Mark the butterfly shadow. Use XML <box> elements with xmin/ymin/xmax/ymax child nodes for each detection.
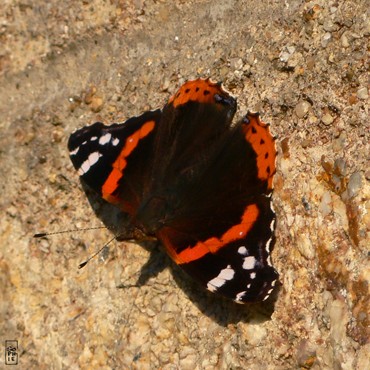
<box><xmin>80</xmin><ymin>181</ymin><xmax>280</xmax><ymax>326</ymax></box>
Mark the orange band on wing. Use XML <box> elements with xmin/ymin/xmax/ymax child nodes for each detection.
<box><xmin>243</xmin><ymin>114</ymin><xmax>276</xmax><ymax>190</ymax></box>
<box><xmin>169</xmin><ymin>204</ymin><xmax>259</xmax><ymax>264</ymax></box>
<box><xmin>102</xmin><ymin>120</ymin><xmax>155</xmax><ymax>200</ymax></box>
<box><xmin>168</xmin><ymin>79</ymin><xmax>228</xmax><ymax>108</ymax></box>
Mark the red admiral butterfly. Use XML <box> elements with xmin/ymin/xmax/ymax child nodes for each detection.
<box><xmin>68</xmin><ymin>78</ymin><xmax>278</xmax><ymax>303</ymax></box>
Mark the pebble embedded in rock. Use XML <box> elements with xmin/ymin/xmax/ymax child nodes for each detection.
<box><xmin>295</xmin><ymin>101</ymin><xmax>311</xmax><ymax>118</ymax></box>
<box><xmin>321</xmin><ymin>33</ymin><xmax>332</xmax><ymax>47</ymax></box>
<box><xmin>323</xmin><ymin>20</ymin><xmax>336</xmax><ymax>32</ymax></box>
<box><xmin>287</xmin><ymin>46</ymin><xmax>296</xmax><ymax>54</ymax></box>
<box><xmin>341</xmin><ymin>33</ymin><xmax>349</xmax><ymax>47</ymax></box>
<box><xmin>322</xmin><ymin>113</ymin><xmax>334</xmax><ymax>125</ymax></box>
<box><xmin>279</xmin><ymin>51</ymin><xmax>290</xmax><ymax>63</ymax></box>
<box><xmin>84</xmin><ymin>86</ymin><xmax>97</xmax><ymax>104</ymax></box>
<box><xmin>320</xmin><ymin>191</ymin><xmax>332</xmax><ymax>217</ymax></box>
<box><xmin>334</xmin><ymin>158</ymin><xmax>347</xmax><ymax>177</ymax></box>
<box><xmin>230</xmin><ymin>58</ymin><xmax>243</xmax><ymax>70</ymax></box>
<box><xmin>90</xmin><ymin>96</ymin><xmax>104</xmax><ymax>112</ymax></box>
<box><xmin>287</xmin><ymin>52</ymin><xmax>302</xmax><ymax>68</ymax></box>
<box><xmin>348</xmin><ymin>172</ymin><xmax>362</xmax><ymax>198</ymax></box>
<box><xmin>356</xmin><ymin>87</ymin><xmax>368</xmax><ymax>100</ymax></box>
<box><xmin>332</xmin><ymin>132</ymin><xmax>346</xmax><ymax>152</ymax></box>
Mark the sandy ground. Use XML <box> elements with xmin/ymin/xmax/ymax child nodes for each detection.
<box><xmin>0</xmin><ymin>0</ymin><xmax>369</xmax><ymax>369</ymax></box>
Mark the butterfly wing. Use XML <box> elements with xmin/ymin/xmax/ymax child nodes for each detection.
<box><xmin>68</xmin><ymin>110</ymin><xmax>161</xmax><ymax>216</ymax></box>
<box><xmin>152</xmin><ymin>80</ymin><xmax>278</xmax><ymax>303</ymax></box>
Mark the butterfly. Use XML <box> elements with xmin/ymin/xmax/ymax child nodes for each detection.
<box><xmin>68</xmin><ymin>78</ymin><xmax>278</xmax><ymax>303</ymax></box>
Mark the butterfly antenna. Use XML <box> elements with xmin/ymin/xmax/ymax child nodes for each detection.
<box><xmin>33</xmin><ymin>226</ymin><xmax>108</xmax><ymax>238</ymax></box>
<box><xmin>78</xmin><ymin>236</ymin><xmax>116</xmax><ymax>269</ymax></box>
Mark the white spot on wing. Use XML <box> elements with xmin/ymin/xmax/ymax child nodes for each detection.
<box><xmin>99</xmin><ymin>133</ymin><xmax>112</xmax><ymax>145</ymax></box>
<box><xmin>235</xmin><ymin>291</ymin><xmax>246</xmax><ymax>302</ymax></box>
<box><xmin>90</xmin><ymin>136</ymin><xmax>98</xmax><ymax>141</ymax></box>
<box><xmin>207</xmin><ymin>265</ymin><xmax>235</xmax><ymax>292</ymax></box>
<box><xmin>70</xmin><ymin>147</ymin><xmax>79</xmax><ymax>156</ymax></box>
<box><xmin>250</xmin><ymin>272</ymin><xmax>256</xmax><ymax>279</ymax></box>
<box><xmin>112</xmin><ymin>137</ymin><xmax>120</xmax><ymax>146</ymax></box>
<box><xmin>238</xmin><ymin>246</ymin><xmax>248</xmax><ymax>255</ymax></box>
<box><xmin>242</xmin><ymin>256</ymin><xmax>256</xmax><ymax>270</ymax></box>
<box><xmin>88</xmin><ymin>151</ymin><xmax>101</xmax><ymax>166</ymax></box>
<box><xmin>267</xmin><ymin>255</ymin><xmax>272</xmax><ymax>266</ymax></box>
<box><xmin>262</xmin><ymin>283</ymin><xmax>276</xmax><ymax>301</ymax></box>
<box><xmin>77</xmin><ymin>152</ymin><xmax>102</xmax><ymax>175</ymax></box>
<box><xmin>78</xmin><ymin>160</ymin><xmax>89</xmax><ymax>175</ymax></box>
<box><xmin>265</xmin><ymin>238</ymin><xmax>272</xmax><ymax>253</ymax></box>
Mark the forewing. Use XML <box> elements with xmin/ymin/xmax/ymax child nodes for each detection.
<box><xmin>68</xmin><ymin>110</ymin><xmax>161</xmax><ymax>215</ymax></box>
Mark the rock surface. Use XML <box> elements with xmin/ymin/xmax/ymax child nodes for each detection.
<box><xmin>1</xmin><ymin>0</ymin><xmax>369</xmax><ymax>368</ymax></box>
